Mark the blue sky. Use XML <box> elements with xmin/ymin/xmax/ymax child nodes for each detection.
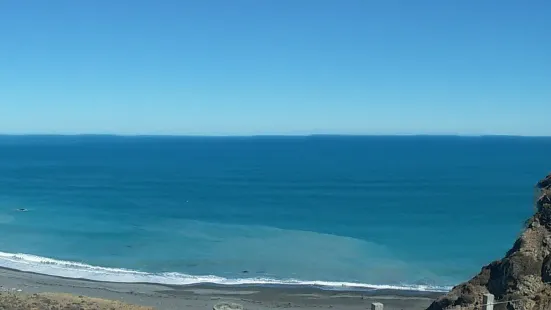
<box><xmin>1</xmin><ymin>1</ymin><xmax>549</xmax><ymax>135</ymax></box>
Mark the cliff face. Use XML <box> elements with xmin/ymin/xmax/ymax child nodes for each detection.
<box><xmin>427</xmin><ymin>173</ymin><xmax>551</xmax><ymax>310</ymax></box>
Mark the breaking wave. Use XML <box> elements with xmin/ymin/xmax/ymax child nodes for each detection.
<box><xmin>0</xmin><ymin>251</ymin><xmax>451</xmax><ymax>292</ymax></box>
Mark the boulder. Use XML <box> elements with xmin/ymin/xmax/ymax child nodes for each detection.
<box><xmin>213</xmin><ymin>302</ymin><xmax>244</xmax><ymax>310</ymax></box>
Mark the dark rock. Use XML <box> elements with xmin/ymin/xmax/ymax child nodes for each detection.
<box><xmin>541</xmin><ymin>255</ymin><xmax>551</xmax><ymax>283</ymax></box>
<box><xmin>537</xmin><ymin>195</ymin><xmax>551</xmax><ymax>211</ymax></box>
<box><xmin>537</xmin><ymin>173</ymin><xmax>551</xmax><ymax>189</ymax></box>
<box><xmin>537</xmin><ymin>203</ymin><xmax>551</xmax><ymax>228</ymax></box>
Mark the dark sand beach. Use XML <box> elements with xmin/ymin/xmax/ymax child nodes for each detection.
<box><xmin>0</xmin><ymin>268</ymin><xmax>441</xmax><ymax>309</ymax></box>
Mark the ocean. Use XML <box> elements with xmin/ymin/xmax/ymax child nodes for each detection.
<box><xmin>0</xmin><ymin>135</ymin><xmax>550</xmax><ymax>292</ymax></box>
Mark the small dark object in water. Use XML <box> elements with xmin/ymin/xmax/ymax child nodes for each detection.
<box><xmin>242</xmin><ymin>270</ymin><xmax>249</xmax><ymax>274</ymax></box>
<box><xmin>16</xmin><ymin>208</ymin><xmax>28</xmax><ymax>212</ymax></box>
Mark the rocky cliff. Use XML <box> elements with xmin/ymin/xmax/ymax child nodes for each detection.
<box><xmin>427</xmin><ymin>173</ymin><xmax>551</xmax><ymax>310</ymax></box>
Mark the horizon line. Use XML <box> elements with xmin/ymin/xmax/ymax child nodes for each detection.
<box><xmin>0</xmin><ymin>133</ymin><xmax>551</xmax><ymax>138</ymax></box>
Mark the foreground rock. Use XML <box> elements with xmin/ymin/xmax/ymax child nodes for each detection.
<box><xmin>427</xmin><ymin>173</ymin><xmax>551</xmax><ymax>310</ymax></box>
<box><xmin>0</xmin><ymin>292</ymin><xmax>153</xmax><ymax>310</ymax></box>
<box><xmin>213</xmin><ymin>302</ymin><xmax>244</xmax><ymax>310</ymax></box>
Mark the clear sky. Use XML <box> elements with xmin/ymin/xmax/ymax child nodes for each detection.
<box><xmin>1</xmin><ymin>1</ymin><xmax>550</xmax><ymax>135</ymax></box>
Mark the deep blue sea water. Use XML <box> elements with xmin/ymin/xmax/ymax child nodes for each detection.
<box><xmin>0</xmin><ymin>135</ymin><xmax>550</xmax><ymax>291</ymax></box>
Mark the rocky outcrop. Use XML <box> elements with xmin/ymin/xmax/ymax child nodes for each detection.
<box><xmin>427</xmin><ymin>173</ymin><xmax>551</xmax><ymax>310</ymax></box>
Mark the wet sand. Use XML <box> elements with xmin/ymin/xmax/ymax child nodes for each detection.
<box><xmin>0</xmin><ymin>268</ymin><xmax>441</xmax><ymax>309</ymax></box>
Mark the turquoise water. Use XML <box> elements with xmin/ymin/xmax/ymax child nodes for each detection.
<box><xmin>0</xmin><ymin>135</ymin><xmax>549</xmax><ymax>291</ymax></box>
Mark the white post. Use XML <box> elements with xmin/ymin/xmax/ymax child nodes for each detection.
<box><xmin>371</xmin><ymin>302</ymin><xmax>383</xmax><ymax>310</ymax></box>
<box><xmin>482</xmin><ymin>293</ymin><xmax>494</xmax><ymax>310</ymax></box>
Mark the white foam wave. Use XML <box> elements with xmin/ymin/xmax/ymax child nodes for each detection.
<box><xmin>0</xmin><ymin>251</ymin><xmax>451</xmax><ymax>292</ymax></box>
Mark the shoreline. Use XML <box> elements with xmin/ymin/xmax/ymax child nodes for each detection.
<box><xmin>0</xmin><ymin>251</ymin><xmax>452</xmax><ymax>292</ymax></box>
<box><xmin>0</xmin><ymin>267</ymin><xmax>442</xmax><ymax>309</ymax></box>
